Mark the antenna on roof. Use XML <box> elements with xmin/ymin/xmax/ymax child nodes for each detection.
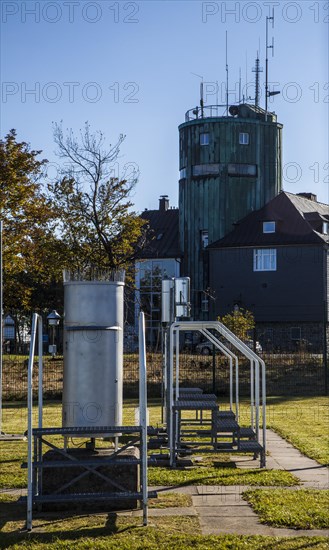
<box><xmin>225</xmin><ymin>30</ymin><xmax>229</xmax><ymax>115</ymax></box>
<box><xmin>245</xmin><ymin>50</ymin><xmax>248</xmax><ymax>104</ymax></box>
<box><xmin>239</xmin><ymin>67</ymin><xmax>242</xmax><ymax>104</ymax></box>
<box><xmin>265</xmin><ymin>9</ymin><xmax>280</xmax><ymax>119</ymax></box>
<box><xmin>252</xmin><ymin>53</ymin><xmax>263</xmax><ymax>107</ymax></box>
<box><xmin>191</xmin><ymin>72</ymin><xmax>204</xmax><ymax>118</ymax></box>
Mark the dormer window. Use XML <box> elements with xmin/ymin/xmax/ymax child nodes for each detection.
<box><xmin>323</xmin><ymin>222</ymin><xmax>328</xmax><ymax>234</ymax></box>
<box><xmin>263</xmin><ymin>221</ymin><xmax>276</xmax><ymax>234</ymax></box>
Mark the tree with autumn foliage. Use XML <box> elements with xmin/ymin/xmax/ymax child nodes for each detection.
<box><xmin>0</xmin><ymin>130</ymin><xmax>66</xmax><ymax>315</ymax></box>
<box><xmin>218</xmin><ymin>307</ymin><xmax>255</xmax><ymax>341</ymax></box>
<box><xmin>48</xmin><ymin>123</ymin><xmax>147</xmax><ymax>272</ymax></box>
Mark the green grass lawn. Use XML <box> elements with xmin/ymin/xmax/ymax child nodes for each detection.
<box><xmin>1</xmin><ymin>397</ymin><xmax>328</xmax><ymax>549</ymax></box>
<box><xmin>0</xmin><ymin>496</ymin><xmax>328</xmax><ymax>550</ymax></box>
<box><xmin>244</xmin><ymin>489</ymin><xmax>329</xmax><ymax>529</ymax></box>
<box><xmin>266</xmin><ymin>396</ymin><xmax>329</xmax><ymax>465</ymax></box>
<box><xmin>0</xmin><ymin>400</ymin><xmax>298</xmax><ymax>489</ymax></box>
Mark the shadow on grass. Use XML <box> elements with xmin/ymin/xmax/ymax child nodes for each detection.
<box><xmin>0</xmin><ymin>500</ymin><xmax>140</xmax><ymax>549</ymax></box>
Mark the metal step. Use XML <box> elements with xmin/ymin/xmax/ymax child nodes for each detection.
<box><xmin>239</xmin><ymin>427</ymin><xmax>256</xmax><ymax>438</ymax></box>
<box><xmin>217</xmin><ymin>411</ymin><xmax>236</xmax><ymax>419</ymax></box>
<box><xmin>31</xmin><ymin>426</ymin><xmax>145</xmax><ymax>437</ymax></box>
<box><xmin>238</xmin><ymin>441</ymin><xmax>263</xmax><ymax>453</ymax></box>
<box><xmin>213</xmin><ymin>420</ymin><xmax>240</xmax><ymax>432</ymax></box>
<box><xmin>173</xmin><ymin>400</ymin><xmax>218</xmax><ymax>410</ymax></box>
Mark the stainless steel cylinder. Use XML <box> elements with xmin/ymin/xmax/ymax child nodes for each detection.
<box><xmin>62</xmin><ymin>279</ymin><xmax>124</xmax><ymax>430</ymax></box>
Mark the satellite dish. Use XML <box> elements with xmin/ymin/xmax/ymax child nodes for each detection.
<box><xmin>229</xmin><ymin>105</ymin><xmax>239</xmax><ymax>117</ymax></box>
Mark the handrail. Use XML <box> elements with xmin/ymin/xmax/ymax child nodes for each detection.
<box><xmin>201</xmin><ymin>328</ymin><xmax>238</xmax><ymax>418</ymax></box>
<box><xmin>185</xmin><ymin>104</ymin><xmax>228</xmax><ymax>121</ymax></box>
<box><xmin>138</xmin><ymin>312</ymin><xmax>148</xmax><ymax>526</ymax></box>
<box><xmin>168</xmin><ymin>321</ymin><xmax>266</xmax><ymax>466</ymax></box>
<box><xmin>27</xmin><ymin>313</ymin><xmax>43</xmax><ymax>531</ymax></box>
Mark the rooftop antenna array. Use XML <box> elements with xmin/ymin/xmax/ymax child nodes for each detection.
<box><xmin>239</xmin><ymin>67</ymin><xmax>242</xmax><ymax>104</ymax></box>
<box><xmin>191</xmin><ymin>72</ymin><xmax>204</xmax><ymax>118</ymax></box>
<box><xmin>226</xmin><ymin>30</ymin><xmax>229</xmax><ymax>115</ymax></box>
<box><xmin>252</xmin><ymin>54</ymin><xmax>263</xmax><ymax>107</ymax></box>
<box><xmin>265</xmin><ymin>9</ymin><xmax>280</xmax><ymax>119</ymax></box>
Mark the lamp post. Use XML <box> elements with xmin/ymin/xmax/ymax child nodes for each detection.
<box><xmin>47</xmin><ymin>310</ymin><xmax>61</xmax><ymax>358</ymax></box>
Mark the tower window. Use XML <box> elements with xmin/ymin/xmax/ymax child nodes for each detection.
<box><xmin>193</xmin><ymin>164</ymin><xmax>220</xmax><ymax>176</ymax></box>
<box><xmin>200</xmin><ymin>230</ymin><xmax>209</xmax><ymax>249</ymax></box>
<box><xmin>200</xmin><ymin>133</ymin><xmax>209</xmax><ymax>146</ymax></box>
<box><xmin>263</xmin><ymin>221</ymin><xmax>276</xmax><ymax>233</ymax></box>
<box><xmin>239</xmin><ymin>132</ymin><xmax>249</xmax><ymax>145</ymax></box>
<box><xmin>323</xmin><ymin>222</ymin><xmax>328</xmax><ymax>234</ymax></box>
<box><xmin>228</xmin><ymin>163</ymin><xmax>257</xmax><ymax>177</ymax></box>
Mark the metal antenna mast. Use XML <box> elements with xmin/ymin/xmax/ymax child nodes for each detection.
<box><xmin>265</xmin><ymin>11</ymin><xmax>280</xmax><ymax>119</ymax></box>
<box><xmin>252</xmin><ymin>54</ymin><xmax>263</xmax><ymax>107</ymax></box>
<box><xmin>265</xmin><ymin>10</ymin><xmax>274</xmax><ymax>116</ymax></box>
<box><xmin>226</xmin><ymin>31</ymin><xmax>229</xmax><ymax>114</ymax></box>
<box><xmin>191</xmin><ymin>72</ymin><xmax>204</xmax><ymax>118</ymax></box>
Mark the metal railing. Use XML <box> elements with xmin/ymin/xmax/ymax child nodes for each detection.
<box><xmin>185</xmin><ymin>104</ymin><xmax>228</xmax><ymax>121</ymax></box>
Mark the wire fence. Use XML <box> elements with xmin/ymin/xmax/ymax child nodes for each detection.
<box><xmin>1</xmin><ymin>348</ymin><xmax>327</xmax><ymax>401</ymax></box>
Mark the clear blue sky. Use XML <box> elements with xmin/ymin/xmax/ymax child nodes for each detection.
<box><xmin>1</xmin><ymin>1</ymin><xmax>328</xmax><ymax>211</ymax></box>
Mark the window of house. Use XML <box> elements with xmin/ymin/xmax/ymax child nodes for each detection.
<box><xmin>228</xmin><ymin>163</ymin><xmax>257</xmax><ymax>177</ymax></box>
<box><xmin>263</xmin><ymin>221</ymin><xmax>276</xmax><ymax>233</ymax></box>
<box><xmin>201</xmin><ymin>230</ymin><xmax>209</xmax><ymax>249</ymax></box>
<box><xmin>200</xmin><ymin>133</ymin><xmax>209</xmax><ymax>146</ymax></box>
<box><xmin>323</xmin><ymin>221</ymin><xmax>328</xmax><ymax>234</ymax></box>
<box><xmin>253</xmin><ymin>249</ymin><xmax>277</xmax><ymax>271</ymax></box>
<box><xmin>239</xmin><ymin>132</ymin><xmax>249</xmax><ymax>145</ymax></box>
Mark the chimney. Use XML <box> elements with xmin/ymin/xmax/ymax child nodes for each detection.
<box><xmin>297</xmin><ymin>192</ymin><xmax>317</xmax><ymax>202</ymax></box>
<box><xmin>159</xmin><ymin>195</ymin><xmax>169</xmax><ymax>211</ymax></box>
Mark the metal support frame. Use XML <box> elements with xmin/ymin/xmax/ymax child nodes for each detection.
<box><xmin>139</xmin><ymin>311</ymin><xmax>148</xmax><ymax>526</ymax></box>
<box><xmin>26</xmin><ymin>311</ymin><xmax>153</xmax><ymax>531</ymax></box>
<box><xmin>167</xmin><ymin>321</ymin><xmax>266</xmax><ymax>468</ymax></box>
<box><xmin>200</xmin><ymin>328</ymin><xmax>239</xmax><ymax>419</ymax></box>
<box><xmin>27</xmin><ymin>313</ymin><xmax>43</xmax><ymax>531</ymax></box>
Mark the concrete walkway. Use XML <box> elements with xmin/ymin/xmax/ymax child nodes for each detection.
<box><xmin>152</xmin><ymin>429</ymin><xmax>329</xmax><ymax>537</ymax></box>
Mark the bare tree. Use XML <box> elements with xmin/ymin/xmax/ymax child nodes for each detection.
<box><xmin>49</xmin><ymin>122</ymin><xmax>146</xmax><ymax>270</ymax></box>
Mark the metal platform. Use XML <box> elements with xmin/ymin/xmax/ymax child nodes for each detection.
<box><xmin>26</xmin><ymin>424</ymin><xmax>156</xmax><ymax>530</ymax></box>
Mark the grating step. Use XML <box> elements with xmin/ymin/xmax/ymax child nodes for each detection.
<box><xmin>238</xmin><ymin>441</ymin><xmax>263</xmax><ymax>453</ymax></box>
<box><xmin>31</xmin><ymin>426</ymin><xmax>147</xmax><ymax>437</ymax></box>
<box><xmin>217</xmin><ymin>411</ymin><xmax>236</xmax><ymax>419</ymax></box>
<box><xmin>173</xmin><ymin>400</ymin><xmax>218</xmax><ymax>410</ymax></box>
<box><xmin>239</xmin><ymin>428</ymin><xmax>256</xmax><ymax>438</ymax></box>
<box><xmin>213</xmin><ymin>420</ymin><xmax>240</xmax><ymax>432</ymax></box>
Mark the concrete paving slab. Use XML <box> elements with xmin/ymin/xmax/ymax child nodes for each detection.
<box><xmin>233</xmin><ymin>429</ymin><xmax>329</xmax><ymax>488</ymax></box>
<box><xmin>200</xmin><ymin>517</ymin><xmax>329</xmax><ymax>537</ymax></box>
<box><xmin>193</xmin><ymin>494</ymin><xmax>249</xmax><ymax>506</ymax></box>
<box><xmin>195</xmin><ymin>505</ymin><xmax>256</xmax><ymax>517</ymax></box>
<box><xmin>196</xmin><ymin>485</ymin><xmax>249</xmax><ymax>495</ymax></box>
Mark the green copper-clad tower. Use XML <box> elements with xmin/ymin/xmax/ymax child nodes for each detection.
<box><xmin>178</xmin><ymin>103</ymin><xmax>283</xmax><ymax>319</ymax></box>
